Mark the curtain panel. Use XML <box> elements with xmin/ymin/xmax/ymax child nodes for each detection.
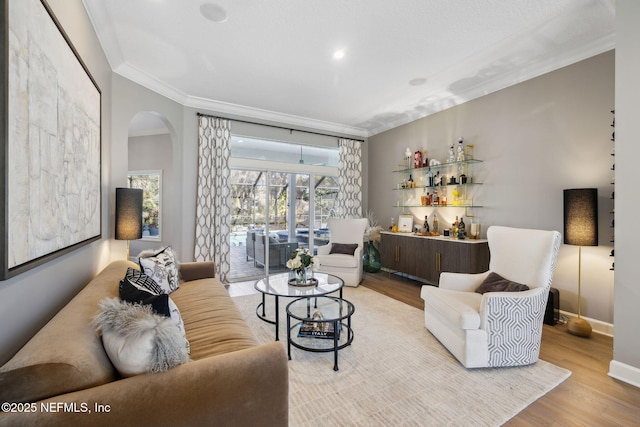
<box><xmin>337</xmin><ymin>138</ymin><xmax>363</xmax><ymax>218</ymax></box>
<box><xmin>194</xmin><ymin>116</ymin><xmax>231</xmax><ymax>282</ymax></box>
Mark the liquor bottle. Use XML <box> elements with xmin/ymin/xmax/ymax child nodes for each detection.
<box><xmin>426</xmin><ymin>168</ymin><xmax>434</xmax><ymax>187</ymax></box>
<box><xmin>426</xmin><ymin>192</ymin><xmax>432</xmax><ymax>206</ymax></box>
<box><xmin>432</xmin><ymin>190</ymin><xmax>439</xmax><ymax>206</ymax></box>
<box><xmin>423</xmin><ymin>215</ymin><xmax>430</xmax><ymax>233</ymax></box>
<box><xmin>432</xmin><ymin>213</ymin><xmax>439</xmax><ymax>235</ymax></box>
<box><xmin>441</xmin><ymin>191</ymin><xmax>447</xmax><ymax>206</ymax></box>
<box><xmin>456</xmin><ymin>138</ymin><xmax>465</xmax><ymax>162</ymax></box>
<box><xmin>408</xmin><ymin>174</ymin><xmax>414</xmax><ymax>188</ymax></box>
<box><xmin>421</xmin><ymin>189</ymin><xmax>428</xmax><ymax>206</ymax></box>
<box><xmin>434</xmin><ymin>171</ymin><xmax>441</xmax><ymax>186</ymax></box>
<box><xmin>458</xmin><ymin>217</ymin><xmax>466</xmax><ymax>239</ymax></box>
<box><xmin>452</xmin><ymin>216</ymin><xmax>459</xmax><ymax>239</ymax></box>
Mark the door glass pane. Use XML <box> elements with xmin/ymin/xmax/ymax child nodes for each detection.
<box><xmin>314</xmin><ymin>175</ymin><xmax>338</xmax><ymax>247</ymax></box>
<box><xmin>229</xmin><ymin>168</ymin><xmax>336</xmax><ymax>281</ymax></box>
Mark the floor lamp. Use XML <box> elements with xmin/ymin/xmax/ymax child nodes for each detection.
<box><xmin>563</xmin><ymin>188</ymin><xmax>598</xmax><ymax>337</ymax></box>
<box><xmin>115</xmin><ymin>188</ymin><xmax>143</xmax><ymax>260</ymax></box>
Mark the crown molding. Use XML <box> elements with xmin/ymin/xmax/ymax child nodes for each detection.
<box><xmin>113</xmin><ymin>63</ymin><xmax>370</xmax><ymax>139</ymax></box>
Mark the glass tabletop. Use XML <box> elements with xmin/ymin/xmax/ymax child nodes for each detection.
<box><xmin>287</xmin><ymin>296</ymin><xmax>354</xmax><ymax>322</ymax></box>
<box><xmin>254</xmin><ymin>272</ymin><xmax>344</xmax><ymax>297</ymax></box>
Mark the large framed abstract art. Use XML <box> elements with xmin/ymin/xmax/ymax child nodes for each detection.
<box><xmin>0</xmin><ymin>0</ymin><xmax>101</xmax><ymax>280</ymax></box>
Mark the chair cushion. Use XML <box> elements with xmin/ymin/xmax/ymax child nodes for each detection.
<box><xmin>329</xmin><ymin>243</ymin><xmax>358</xmax><ymax>255</ymax></box>
<box><xmin>423</xmin><ymin>288</ymin><xmax>482</xmax><ymax>330</ymax></box>
<box><xmin>316</xmin><ymin>253</ymin><xmax>359</xmax><ymax>268</ymax></box>
<box><xmin>475</xmin><ymin>272</ymin><xmax>529</xmax><ymax>294</ymax></box>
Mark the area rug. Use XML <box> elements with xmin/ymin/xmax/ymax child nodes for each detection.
<box><xmin>232</xmin><ymin>286</ymin><xmax>571</xmax><ymax>426</ymax></box>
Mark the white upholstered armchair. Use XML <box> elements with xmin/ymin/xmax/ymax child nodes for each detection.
<box><xmin>420</xmin><ymin>226</ymin><xmax>561</xmax><ymax>368</ymax></box>
<box><xmin>316</xmin><ymin>218</ymin><xmax>368</xmax><ymax>287</ymax></box>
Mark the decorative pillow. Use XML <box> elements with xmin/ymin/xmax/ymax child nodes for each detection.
<box><xmin>93</xmin><ymin>298</ymin><xmax>190</xmax><ymax>377</ymax></box>
<box><xmin>122</xmin><ymin>267</ymin><xmax>164</xmax><ymax>296</ymax></box>
<box><xmin>138</xmin><ymin>247</ymin><xmax>180</xmax><ymax>293</ymax></box>
<box><xmin>329</xmin><ymin>243</ymin><xmax>359</xmax><ymax>256</ymax></box>
<box><xmin>120</xmin><ymin>276</ymin><xmax>189</xmax><ymax>354</ymax></box>
<box><xmin>475</xmin><ymin>272</ymin><xmax>530</xmax><ymax>294</ymax></box>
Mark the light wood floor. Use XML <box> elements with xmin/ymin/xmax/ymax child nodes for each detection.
<box><xmin>361</xmin><ymin>272</ymin><xmax>640</xmax><ymax>426</ymax></box>
<box><xmin>229</xmin><ymin>272</ymin><xmax>640</xmax><ymax>425</ymax></box>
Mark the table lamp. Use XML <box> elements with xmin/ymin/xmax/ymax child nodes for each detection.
<box><xmin>115</xmin><ymin>187</ymin><xmax>143</xmax><ymax>260</ymax></box>
<box><xmin>563</xmin><ymin>188</ymin><xmax>598</xmax><ymax>337</ymax></box>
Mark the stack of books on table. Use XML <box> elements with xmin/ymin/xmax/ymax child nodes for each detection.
<box><xmin>297</xmin><ymin>321</ymin><xmax>338</xmax><ymax>339</ymax></box>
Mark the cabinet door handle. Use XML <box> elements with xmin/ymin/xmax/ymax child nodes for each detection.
<box><xmin>395</xmin><ymin>246</ymin><xmax>400</xmax><ymax>262</ymax></box>
<box><xmin>436</xmin><ymin>252</ymin><xmax>441</xmax><ymax>271</ymax></box>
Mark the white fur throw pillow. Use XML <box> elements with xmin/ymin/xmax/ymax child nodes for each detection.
<box><xmin>94</xmin><ymin>298</ymin><xmax>190</xmax><ymax>377</ymax></box>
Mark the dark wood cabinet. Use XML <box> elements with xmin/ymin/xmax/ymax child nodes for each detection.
<box><xmin>380</xmin><ymin>232</ymin><xmax>419</xmax><ymax>276</ymax></box>
<box><xmin>380</xmin><ymin>232</ymin><xmax>489</xmax><ymax>285</ymax></box>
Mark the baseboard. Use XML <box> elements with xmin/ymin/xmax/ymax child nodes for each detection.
<box><xmin>559</xmin><ymin>310</ymin><xmax>614</xmax><ymax>337</ymax></box>
<box><xmin>609</xmin><ymin>360</ymin><xmax>640</xmax><ymax>388</ymax></box>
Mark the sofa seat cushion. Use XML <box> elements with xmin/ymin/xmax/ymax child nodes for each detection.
<box><xmin>316</xmin><ymin>253</ymin><xmax>358</xmax><ymax>268</ymax></box>
<box><xmin>169</xmin><ymin>278</ymin><xmax>259</xmax><ymax>361</ymax></box>
<box><xmin>423</xmin><ymin>288</ymin><xmax>482</xmax><ymax>330</ymax></box>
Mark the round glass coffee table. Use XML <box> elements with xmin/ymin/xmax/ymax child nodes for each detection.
<box><xmin>286</xmin><ymin>296</ymin><xmax>355</xmax><ymax>371</ymax></box>
<box><xmin>254</xmin><ymin>272</ymin><xmax>344</xmax><ymax>341</ymax></box>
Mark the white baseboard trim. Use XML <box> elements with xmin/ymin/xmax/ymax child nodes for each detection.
<box><xmin>559</xmin><ymin>310</ymin><xmax>614</xmax><ymax>337</ymax></box>
<box><xmin>609</xmin><ymin>360</ymin><xmax>640</xmax><ymax>388</ymax></box>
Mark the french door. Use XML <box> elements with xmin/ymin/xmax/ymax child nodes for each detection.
<box><xmin>229</xmin><ymin>169</ymin><xmax>338</xmax><ymax>281</ymax></box>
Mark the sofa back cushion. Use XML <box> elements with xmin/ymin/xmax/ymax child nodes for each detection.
<box><xmin>0</xmin><ymin>261</ymin><xmax>137</xmax><ymax>403</ymax></box>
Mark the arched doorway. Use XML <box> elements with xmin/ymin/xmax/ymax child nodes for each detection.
<box><xmin>127</xmin><ymin>111</ymin><xmax>174</xmax><ymax>257</ymax></box>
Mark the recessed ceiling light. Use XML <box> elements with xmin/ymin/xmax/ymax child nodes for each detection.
<box><xmin>333</xmin><ymin>49</ymin><xmax>346</xmax><ymax>60</ymax></box>
<box><xmin>200</xmin><ymin>3</ymin><xmax>228</xmax><ymax>23</ymax></box>
<box><xmin>409</xmin><ymin>78</ymin><xmax>427</xmax><ymax>86</ymax></box>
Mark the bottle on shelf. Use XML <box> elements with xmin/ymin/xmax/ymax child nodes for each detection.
<box><xmin>458</xmin><ymin>217</ymin><xmax>466</xmax><ymax>239</ymax></box>
<box><xmin>421</xmin><ymin>189</ymin><xmax>428</xmax><ymax>206</ymax></box>
<box><xmin>408</xmin><ymin>174</ymin><xmax>414</xmax><ymax>188</ymax></box>
<box><xmin>432</xmin><ymin>213</ymin><xmax>439</xmax><ymax>235</ymax></box>
<box><xmin>427</xmin><ymin>192</ymin><xmax>432</xmax><ymax>206</ymax></box>
<box><xmin>456</xmin><ymin>138</ymin><xmax>465</xmax><ymax>162</ymax></box>
<box><xmin>434</xmin><ymin>171</ymin><xmax>441</xmax><ymax>186</ymax></box>
<box><xmin>452</xmin><ymin>216</ymin><xmax>459</xmax><ymax>239</ymax></box>
<box><xmin>426</xmin><ymin>168</ymin><xmax>434</xmax><ymax>187</ymax></box>
<box><xmin>432</xmin><ymin>190</ymin><xmax>439</xmax><ymax>206</ymax></box>
<box><xmin>440</xmin><ymin>191</ymin><xmax>447</xmax><ymax>206</ymax></box>
<box><xmin>422</xmin><ymin>215</ymin><xmax>430</xmax><ymax>234</ymax></box>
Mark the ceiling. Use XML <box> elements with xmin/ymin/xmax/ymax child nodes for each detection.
<box><xmin>83</xmin><ymin>0</ymin><xmax>615</xmax><ymax>138</ymax></box>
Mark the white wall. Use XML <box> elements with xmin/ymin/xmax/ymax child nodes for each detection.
<box><xmin>0</xmin><ymin>0</ymin><xmax>112</xmax><ymax>365</ymax></box>
<box><xmin>610</xmin><ymin>0</ymin><xmax>640</xmax><ymax>387</ymax></box>
<box><xmin>128</xmin><ymin>134</ymin><xmax>174</xmax><ymax>256</ymax></box>
<box><xmin>110</xmin><ymin>75</ymin><xmax>185</xmax><ymax>261</ymax></box>
<box><xmin>369</xmin><ymin>51</ymin><xmax>615</xmax><ymax>325</ymax></box>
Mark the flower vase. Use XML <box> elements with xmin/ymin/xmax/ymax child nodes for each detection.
<box><xmin>363</xmin><ymin>241</ymin><xmax>382</xmax><ymax>273</ymax></box>
<box><xmin>289</xmin><ymin>267</ymin><xmax>317</xmax><ymax>287</ymax></box>
<box><xmin>295</xmin><ymin>268</ymin><xmax>309</xmax><ymax>284</ymax></box>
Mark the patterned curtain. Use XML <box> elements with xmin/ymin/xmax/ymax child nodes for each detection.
<box><xmin>194</xmin><ymin>116</ymin><xmax>231</xmax><ymax>282</ymax></box>
<box><xmin>336</xmin><ymin>138</ymin><xmax>363</xmax><ymax>218</ymax></box>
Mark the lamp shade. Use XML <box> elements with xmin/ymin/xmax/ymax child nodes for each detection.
<box><xmin>115</xmin><ymin>188</ymin><xmax>143</xmax><ymax>240</ymax></box>
<box><xmin>563</xmin><ymin>188</ymin><xmax>598</xmax><ymax>246</ymax></box>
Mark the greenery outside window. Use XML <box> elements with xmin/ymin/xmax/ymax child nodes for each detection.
<box><xmin>128</xmin><ymin>170</ymin><xmax>162</xmax><ymax>241</ymax></box>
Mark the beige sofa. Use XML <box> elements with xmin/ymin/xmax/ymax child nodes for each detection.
<box><xmin>0</xmin><ymin>260</ymin><xmax>288</xmax><ymax>426</ymax></box>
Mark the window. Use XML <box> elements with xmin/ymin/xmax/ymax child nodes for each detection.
<box><xmin>128</xmin><ymin>170</ymin><xmax>162</xmax><ymax>241</ymax></box>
